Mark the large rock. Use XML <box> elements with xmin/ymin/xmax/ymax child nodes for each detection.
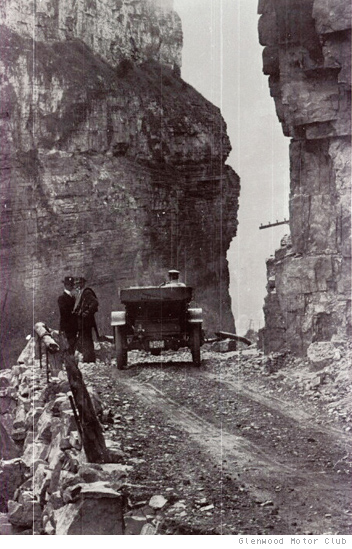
<box><xmin>307</xmin><ymin>341</ymin><xmax>339</xmax><ymax>371</ymax></box>
<box><xmin>0</xmin><ymin>459</ymin><xmax>28</xmax><ymax>512</ymax></box>
<box><xmin>0</xmin><ymin>393</ymin><xmax>16</xmax><ymax>415</ymax></box>
<box><xmin>0</xmin><ymin>421</ymin><xmax>19</xmax><ymax>460</ymax></box>
<box><xmin>54</xmin><ymin>487</ymin><xmax>124</xmax><ymax>535</ymax></box>
<box><xmin>21</xmin><ymin>442</ymin><xmax>50</xmax><ymax>469</ymax></box>
<box><xmin>0</xmin><ymin>370</ymin><xmax>12</xmax><ymax>389</ymax></box>
<box><xmin>0</xmin><ymin>513</ymin><xmax>13</xmax><ymax>535</ymax></box>
<box><xmin>313</xmin><ymin>0</ymin><xmax>352</xmax><ymax>34</ymax></box>
<box><xmin>17</xmin><ymin>338</ymin><xmax>35</xmax><ymax>366</ymax></box>
<box><xmin>7</xmin><ymin>497</ymin><xmax>42</xmax><ymax>528</ymax></box>
<box><xmin>259</xmin><ymin>0</ymin><xmax>351</xmax><ymax>355</ymax></box>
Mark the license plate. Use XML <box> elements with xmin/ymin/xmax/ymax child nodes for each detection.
<box><xmin>149</xmin><ymin>340</ymin><xmax>164</xmax><ymax>349</ymax></box>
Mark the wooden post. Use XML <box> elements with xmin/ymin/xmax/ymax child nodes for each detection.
<box><xmin>63</xmin><ymin>353</ymin><xmax>110</xmax><ymax>464</ymax></box>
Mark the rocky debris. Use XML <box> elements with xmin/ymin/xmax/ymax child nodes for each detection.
<box><xmin>0</xmin><ymin>338</ymin><xmax>130</xmax><ymax>534</ymax></box>
<box><xmin>1</xmin><ymin>335</ymin><xmax>352</xmax><ymax>534</ymax></box>
<box><xmin>307</xmin><ymin>341</ymin><xmax>341</xmax><ymax>371</ymax></box>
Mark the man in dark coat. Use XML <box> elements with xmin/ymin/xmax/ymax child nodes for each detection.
<box><xmin>58</xmin><ymin>276</ymin><xmax>78</xmax><ymax>355</ymax></box>
<box><xmin>73</xmin><ymin>277</ymin><xmax>99</xmax><ymax>363</ymax></box>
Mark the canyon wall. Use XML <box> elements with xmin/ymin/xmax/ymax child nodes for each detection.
<box><xmin>258</xmin><ymin>0</ymin><xmax>351</xmax><ymax>354</ymax></box>
<box><xmin>0</xmin><ymin>0</ymin><xmax>239</xmax><ymax>367</ymax></box>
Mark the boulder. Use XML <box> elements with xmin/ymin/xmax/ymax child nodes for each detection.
<box><xmin>47</xmin><ymin>434</ymin><xmax>65</xmax><ymax>471</ymax></box>
<box><xmin>0</xmin><ymin>421</ymin><xmax>19</xmax><ymax>460</ymax></box>
<box><xmin>0</xmin><ymin>459</ymin><xmax>28</xmax><ymax>512</ymax></box>
<box><xmin>13</xmin><ymin>402</ymin><xmax>26</xmax><ymax>431</ymax></box>
<box><xmin>47</xmin><ymin>491</ymin><xmax>64</xmax><ymax>510</ymax></box>
<box><xmin>0</xmin><ymin>370</ymin><xmax>12</xmax><ymax>389</ymax></box>
<box><xmin>78</xmin><ymin>464</ymin><xmax>103</xmax><ymax>483</ymax></box>
<box><xmin>0</xmin><ymin>413</ymin><xmax>14</xmax><ymax>437</ymax></box>
<box><xmin>22</xmin><ymin>442</ymin><xmax>49</xmax><ymax>468</ymax></box>
<box><xmin>99</xmin><ymin>463</ymin><xmax>132</xmax><ymax>478</ymax></box>
<box><xmin>209</xmin><ymin>339</ymin><xmax>237</xmax><ymax>353</ymax></box>
<box><xmin>307</xmin><ymin>341</ymin><xmax>337</xmax><ymax>371</ymax></box>
<box><xmin>11</xmin><ymin>428</ymin><xmax>27</xmax><ymax>442</ymax></box>
<box><xmin>68</xmin><ymin>430</ymin><xmax>82</xmax><ymax>450</ymax></box>
<box><xmin>36</xmin><ymin>409</ymin><xmax>54</xmax><ymax>443</ymax></box>
<box><xmin>0</xmin><ymin>512</ymin><xmax>13</xmax><ymax>535</ymax></box>
<box><xmin>17</xmin><ymin>338</ymin><xmax>35</xmax><ymax>366</ymax></box>
<box><xmin>124</xmin><ymin>513</ymin><xmax>148</xmax><ymax>535</ymax></box>
<box><xmin>25</xmin><ymin>406</ymin><xmax>44</xmax><ymax>431</ymax></box>
<box><xmin>32</xmin><ymin>462</ymin><xmax>51</xmax><ymax>499</ymax></box>
<box><xmin>149</xmin><ymin>494</ymin><xmax>168</xmax><ymax>510</ymax></box>
<box><xmin>54</xmin><ymin>488</ymin><xmax>124</xmax><ymax>535</ymax></box>
<box><xmin>7</xmin><ymin>498</ymin><xmax>42</xmax><ymax>528</ymax></box>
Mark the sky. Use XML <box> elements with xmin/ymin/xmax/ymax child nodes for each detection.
<box><xmin>173</xmin><ymin>0</ymin><xmax>290</xmax><ymax>335</ymax></box>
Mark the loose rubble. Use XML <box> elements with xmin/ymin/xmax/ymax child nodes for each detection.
<box><xmin>0</xmin><ymin>336</ymin><xmax>351</xmax><ymax>535</ymax></box>
<box><xmin>0</xmin><ymin>339</ymin><xmax>127</xmax><ymax>535</ymax></box>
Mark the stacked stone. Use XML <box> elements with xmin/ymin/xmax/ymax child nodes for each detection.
<box><xmin>0</xmin><ymin>339</ymin><xmax>127</xmax><ymax>535</ymax></box>
<box><xmin>259</xmin><ymin>0</ymin><xmax>351</xmax><ymax>355</ymax></box>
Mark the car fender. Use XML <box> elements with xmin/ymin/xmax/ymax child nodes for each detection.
<box><xmin>111</xmin><ymin>311</ymin><xmax>126</xmax><ymax>326</ymax></box>
<box><xmin>188</xmin><ymin>308</ymin><xmax>203</xmax><ymax>323</ymax></box>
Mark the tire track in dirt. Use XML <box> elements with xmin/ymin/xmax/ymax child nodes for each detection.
<box><xmin>203</xmin><ymin>371</ymin><xmax>350</xmax><ymax>443</ymax></box>
<box><xmin>116</xmin><ymin>373</ymin><xmax>352</xmax><ymax>534</ymax></box>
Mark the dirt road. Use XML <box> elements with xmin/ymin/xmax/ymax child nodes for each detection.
<box><xmin>82</xmin><ymin>349</ymin><xmax>352</xmax><ymax>535</ymax></box>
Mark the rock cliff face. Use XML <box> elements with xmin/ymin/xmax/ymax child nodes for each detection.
<box><xmin>0</xmin><ymin>0</ymin><xmax>239</xmax><ymax>366</ymax></box>
<box><xmin>258</xmin><ymin>0</ymin><xmax>351</xmax><ymax>354</ymax></box>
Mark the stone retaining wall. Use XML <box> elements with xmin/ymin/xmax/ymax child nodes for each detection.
<box><xmin>0</xmin><ymin>338</ymin><xmax>128</xmax><ymax>534</ymax></box>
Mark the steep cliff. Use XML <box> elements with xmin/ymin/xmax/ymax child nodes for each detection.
<box><xmin>258</xmin><ymin>0</ymin><xmax>351</xmax><ymax>354</ymax></box>
<box><xmin>0</xmin><ymin>0</ymin><xmax>239</xmax><ymax>366</ymax></box>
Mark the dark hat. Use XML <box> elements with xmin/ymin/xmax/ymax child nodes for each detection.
<box><xmin>62</xmin><ymin>276</ymin><xmax>75</xmax><ymax>288</ymax></box>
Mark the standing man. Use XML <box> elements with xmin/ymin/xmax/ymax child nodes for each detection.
<box><xmin>58</xmin><ymin>276</ymin><xmax>78</xmax><ymax>355</ymax></box>
<box><xmin>73</xmin><ymin>277</ymin><xmax>99</xmax><ymax>363</ymax></box>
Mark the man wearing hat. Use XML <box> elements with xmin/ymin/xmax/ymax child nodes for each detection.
<box><xmin>58</xmin><ymin>277</ymin><xmax>78</xmax><ymax>355</ymax></box>
<box><xmin>73</xmin><ymin>277</ymin><xmax>99</xmax><ymax>363</ymax></box>
<box><xmin>164</xmin><ymin>270</ymin><xmax>186</xmax><ymax>287</ymax></box>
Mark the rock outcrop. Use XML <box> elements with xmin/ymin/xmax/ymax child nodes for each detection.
<box><xmin>259</xmin><ymin>0</ymin><xmax>351</xmax><ymax>355</ymax></box>
<box><xmin>0</xmin><ymin>0</ymin><xmax>239</xmax><ymax>367</ymax></box>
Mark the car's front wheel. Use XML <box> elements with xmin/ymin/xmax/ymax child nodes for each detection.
<box><xmin>190</xmin><ymin>324</ymin><xmax>201</xmax><ymax>367</ymax></box>
<box><xmin>114</xmin><ymin>326</ymin><xmax>127</xmax><ymax>370</ymax></box>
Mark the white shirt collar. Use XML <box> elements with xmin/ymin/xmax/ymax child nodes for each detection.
<box><xmin>64</xmin><ymin>289</ymin><xmax>72</xmax><ymax>296</ymax></box>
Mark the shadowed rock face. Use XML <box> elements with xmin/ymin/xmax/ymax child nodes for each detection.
<box><xmin>258</xmin><ymin>0</ymin><xmax>351</xmax><ymax>355</ymax></box>
<box><xmin>0</xmin><ymin>0</ymin><xmax>239</xmax><ymax>366</ymax></box>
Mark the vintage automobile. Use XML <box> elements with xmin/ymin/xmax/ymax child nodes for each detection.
<box><xmin>111</xmin><ymin>271</ymin><xmax>203</xmax><ymax>369</ymax></box>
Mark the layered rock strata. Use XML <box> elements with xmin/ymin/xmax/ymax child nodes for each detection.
<box><xmin>0</xmin><ymin>0</ymin><xmax>239</xmax><ymax>366</ymax></box>
<box><xmin>259</xmin><ymin>0</ymin><xmax>351</xmax><ymax>354</ymax></box>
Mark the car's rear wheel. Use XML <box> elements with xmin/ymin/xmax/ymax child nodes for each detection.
<box><xmin>114</xmin><ymin>326</ymin><xmax>127</xmax><ymax>370</ymax></box>
<box><xmin>190</xmin><ymin>324</ymin><xmax>201</xmax><ymax>367</ymax></box>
